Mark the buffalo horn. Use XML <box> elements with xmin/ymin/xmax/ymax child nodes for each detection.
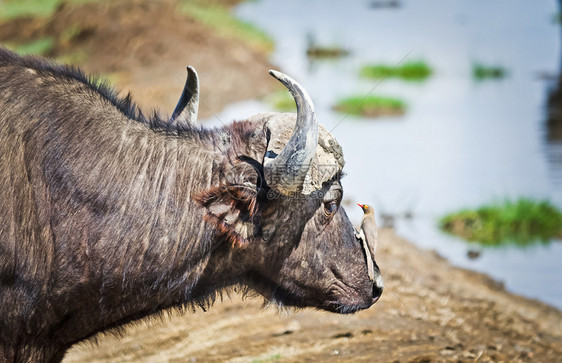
<box><xmin>264</xmin><ymin>70</ymin><xmax>319</xmax><ymax>194</ymax></box>
<box><xmin>170</xmin><ymin>66</ymin><xmax>199</xmax><ymax>127</ymax></box>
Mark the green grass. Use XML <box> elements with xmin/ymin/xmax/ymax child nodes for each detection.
<box><xmin>306</xmin><ymin>45</ymin><xmax>349</xmax><ymax>59</ymax></box>
<box><xmin>0</xmin><ymin>0</ymin><xmax>98</xmax><ymax>20</ymax></box>
<box><xmin>251</xmin><ymin>353</ymin><xmax>282</xmax><ymax>363</ymax></box>
<box><xmin>60</xmin><ymin>25</ymin><xmax>83</xmax><ymax>43</ymax></box>
<box><xmin>55</xmin><ymin>49</ymin><xmax>89</xmax><ymax>65</ymax></box>
<box><xmin>179</xmin><ymin>0</ymin><xmax>273</xmax><ymax>53</ymax></box>
<box><xmin>306</xmin><ymin>45</ymin><xmax>349</xmax><ymax>58</ymax></box>
<box><xmin>472</xmin><ymin>63</ymin><xmax>507</xmax><ymax>80</ymax></box>
<box><xmin>0</xmin><ymin>0</ymin><xmax>62</xmax><ymax>19</ymax></box>
<box><xmin>360</xmin><ymin>61</ymin><xmax>432</xmax><ymax>81</ymax></box>
<box><xmin>6</xmin><ymin>37</ymin><xmax>54</xmax><ymax>56</ymax></box>
<box><xmin>5</xmin><ymin>30</ymin><xmax>90</xmax><ymax>62</ymax></box>
<box><xmin>264</xmin><ymin>90</ymin><xmax>297</xmax><ymax>111</ymax></box>
<box><xmin>305</xmin><ymin>33</ymin><xmax>348</xmax><ymax>59</ymax></box>
<box><xmin>439</xmin><ymin>199</ymin><xmax>562</xmax><ymax>247</ymax></box>
<box><xmin>333</xmin><ymin>95</ymin><xmax>407</xmax><ymax>118</ymax></box>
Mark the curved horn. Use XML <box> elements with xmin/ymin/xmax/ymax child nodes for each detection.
<box><xmin>264</xmin><ymin>70</ymin><xmax>319</xmax><ymax>194</ymax></box>
<box><xmin>170</xmin><ymin>65</ymin><xmax>199</xmax><ymax>127</ymax></box>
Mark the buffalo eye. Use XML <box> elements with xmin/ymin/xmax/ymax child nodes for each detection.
<box><xmin>324</xmin><ymin>201</ymin><xmax>338</xmax><ymax>217</ymax></box>
<box><xmin>321</xmin><ymin>184</ymin><xmax>342</xmax><ymax>222</ymax></box>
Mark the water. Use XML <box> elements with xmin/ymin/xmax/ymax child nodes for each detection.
<box><xmin>222</xmin><ymin>0</ymin><xmax>562</xmax><ymax>309</ymax></box>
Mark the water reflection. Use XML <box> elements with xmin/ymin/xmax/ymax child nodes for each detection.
<box><xmin>546</xmin><ymin>75</ymin><xmax>562</xmax><ymax>185</ymax></box>
<box><xmin>545</xmin><ymin>0</ymin><xmax>562</xmax><ymax>199</ymax></box>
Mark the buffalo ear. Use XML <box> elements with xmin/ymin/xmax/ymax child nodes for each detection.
<box><xmin>196</xmin><ymin>185</ymin><xmax>259</xmax><ymax>248</ymax></box>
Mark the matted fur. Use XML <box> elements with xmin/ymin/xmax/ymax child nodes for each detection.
<box><xmin>0</xmin><ymin>48</ymin><xmax>381</xmax><ymax>363</ymax></box>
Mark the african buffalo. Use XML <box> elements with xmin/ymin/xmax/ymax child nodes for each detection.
<box><xmin>0</xmin><ymin>48</ymin><xmax>382</xmax><ymax>362</ymax></box>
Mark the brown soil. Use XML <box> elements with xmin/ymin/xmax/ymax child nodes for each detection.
<box><xmin>63</xmin><ymin>228</ymin><xmax>562</xmax><ymax>363</ymax></box>
<box><xmin>0</xmin><ymin>0</ymin><xmax>275</xmax><ymax>119</ymax></box>
<box><xmin>1</xmin><ymin>2</ymin><xmax>561</xmax><ymax>362</ymax></box>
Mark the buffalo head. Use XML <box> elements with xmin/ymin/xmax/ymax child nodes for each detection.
<box><xmin>193</xmin><ymin>70</ymin><xmax>383</xmax><ymax>313</ymax></box>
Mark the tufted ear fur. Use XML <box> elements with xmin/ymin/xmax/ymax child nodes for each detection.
<box><xmin>196</xmin><ymin>182</ymin><xmax>260</xmax><ymax>248</ymax></box>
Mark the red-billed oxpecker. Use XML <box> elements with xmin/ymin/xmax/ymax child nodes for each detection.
<box><xmin>356</xmin><ymin>204</ymin><xmax>380</xmax><ymax>288</ymax></box>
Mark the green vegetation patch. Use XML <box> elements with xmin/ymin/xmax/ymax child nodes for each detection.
<box><xmin>333</xmin><ymin>94</ymin><xmax>406</xmax><ymax>118</ymax></box>
<box><xmin>306</xmin><ymin>45</ymin><xmax>349</xmax><ymax>59</ymax></box>
<box><xmin>0</xmin><ymin>0</ymin><xmax>62</xmax><ymax>19</ymax></box>
<box><xmin>180</xmin><ymin>0</ymin><xmax>273</xmax><ymax>53</ymax></box>
<box><xmin>264</xmin><ymin>90</ymin><xmax>297</xmax><ymax>112</ymax></box>
<box><xmin>6</xmin><ymin>37</ymin><xmax>54</xmax><ymax>56</ymax></box>
<box><xmin>472</xmin><ymin>63</ymin><xmax>507</xmax><ymax>80</ymax></box>
<box><xmin>306</xmin><ymin>45</ymin><xmax>349</xmax><ymax>58</ymax></box>
<box><xmin>360</xmin><ymin>61</ymin><xmax>432</xmax><ymax>81</ymax></box>
<box><xmin>440</xmin><ymin>199</ymin><xmax>562</xmax><ymax>247</ymax></box>
<box><xmin>251</xmin><ymin>353</ymin><xmax>282</xmax><ymax>363</ymax></box>
<box><xmin>305</xmin><ymin>33</ymin><xmax>349</xmax><ymax>59</ymax></box>
<box><xmin>55</xmin><ymin>49</ymin><xmax>89</xmax><ymax>65</ymax></box>
<box><xmin>0</xmin><ymin>0</ymin><xmax>98</xmax><ymax>20</ymax></box>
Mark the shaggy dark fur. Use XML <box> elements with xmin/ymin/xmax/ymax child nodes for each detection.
<box><xmin>0</xmin><ymin>48</ymin><xmax>380</xmax><ymax>363</ymax></box>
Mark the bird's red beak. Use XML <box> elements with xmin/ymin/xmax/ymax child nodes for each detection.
<box><xmin>357</xmin><ymin>203</ymin><xmax>364</xmax><ymax>209</ymax></box>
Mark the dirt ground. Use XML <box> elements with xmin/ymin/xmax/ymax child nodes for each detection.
<box><xmin>63</xmin><ymin>229</ymin><xmax>562</xmax><ymax>363</ymax></box>
<box><xmin>0</xmin><ymin>0</ymin><xmax>275</xmax><ymax>119</ymax></box>
<box><xmin>1</xmin><ymin>1</ymin><xmax>561</xmax><ymax>362</ymax></box>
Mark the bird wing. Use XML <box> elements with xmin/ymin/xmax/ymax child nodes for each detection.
<box><xmin>360</xmin><ymin>230</ymin><xmax>376</xmax><ymax>282</ymax></box>
<box><xmin>361</xmin><ymin>214</ymin><xmax>378</xmax><ymax>259</ymax></box>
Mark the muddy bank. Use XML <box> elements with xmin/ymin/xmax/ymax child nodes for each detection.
<box><xmin>1</xmin><ymin>1</ymin><xmax>560</xmax><ymax>362</ymax></box>
<box><xmin>64</xmin><ymin>228</ymin><xmax>562</xmax><ymax>362</ymax></box>
<box><xmin>0</xmin><ymin>0</ymin><xmax>274</xmax><ymax>119</ymax></box>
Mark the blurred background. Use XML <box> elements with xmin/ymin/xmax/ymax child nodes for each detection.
<box><xmin>1</xmin><ymin>0</ymin><xmax>561</xmax><ymax>361</ymax></box>
<box><xmin>1</xmin><ymin>0</ymin><xmax>561</xmax><ymax>314</ymax></box>
<box><xmin>218</xmin><ymin>0</ymin><xmax>562</xmax><ymax>310</ymax></box>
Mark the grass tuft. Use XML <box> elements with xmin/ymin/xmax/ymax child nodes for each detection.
<box><xmin>6</xmin><ymin>37</ymin><xmax>54</xmax><ymax>56</ymax></box>
<box><xmin>251</xmin><ymin>353</ymin><xmax>282</xmax><ymax>363</ymax></box>
<box><xmin>264</xmin><ymin>90</ymin><xmax>297</xmax><ymax>112</ymax></box>
<box><xmin>306</xmin><ymin>34</ymin><xmax>349</xmax><ymax>59</ymax></box>
<box><xmin>333</xmin><ymin>94</ymin><xmax>406</xmax><ymax>118</ymax></box>
<box><xmin>0</xmin><ymin>0</ymin><xmax>98</xmax><ymax>20</ymax></box>
<box><xmin>0</xmin><ymin>0</ymin><xmax>61</xmax><ymax>19</ymax></box>
<box><xmin>306</xmin><ymin>45</ymin><xmax>349</xmax><ymax>59</ymax></box>
<box><xmin>472</xmin><ymin>63</ymin><xmax>507</xmax><ymax>80</ymax></box>
<box><xmin>439</xmin><ymin>198</ymin><xmax>562</xmax><ymax>247</ymax></box>
<box><xmin>360</xmin><ymin>61</ymin><xmax>432</xmax><ymax>81</ymax></box>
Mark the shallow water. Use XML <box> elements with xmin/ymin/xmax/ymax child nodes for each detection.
<box><xmin>219</xmin><ymin>0</ymin><xmax>562</xmax><ymax>309</ymax></box>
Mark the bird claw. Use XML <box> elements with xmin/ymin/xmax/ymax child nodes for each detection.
<box><xmin>354</xmin><ymin>228</ymin><xmax>365</xmax><ymax>242</ymax></box>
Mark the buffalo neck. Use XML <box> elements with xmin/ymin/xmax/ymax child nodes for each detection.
<box><xmin>0</xmin><ymin>55</ymin><xmax>257</xmax><ymax>358</ymax></box>
<box><xmin>40</xmin><ymin>103</ymin><xmax>243</xmax><ymax>344</ymax></box>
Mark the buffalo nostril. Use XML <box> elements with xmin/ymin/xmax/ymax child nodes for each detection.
<box><xmin>372</xmin><ymin>283</ymin><xmax>383</xmax><ymax>304</ymax></box>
